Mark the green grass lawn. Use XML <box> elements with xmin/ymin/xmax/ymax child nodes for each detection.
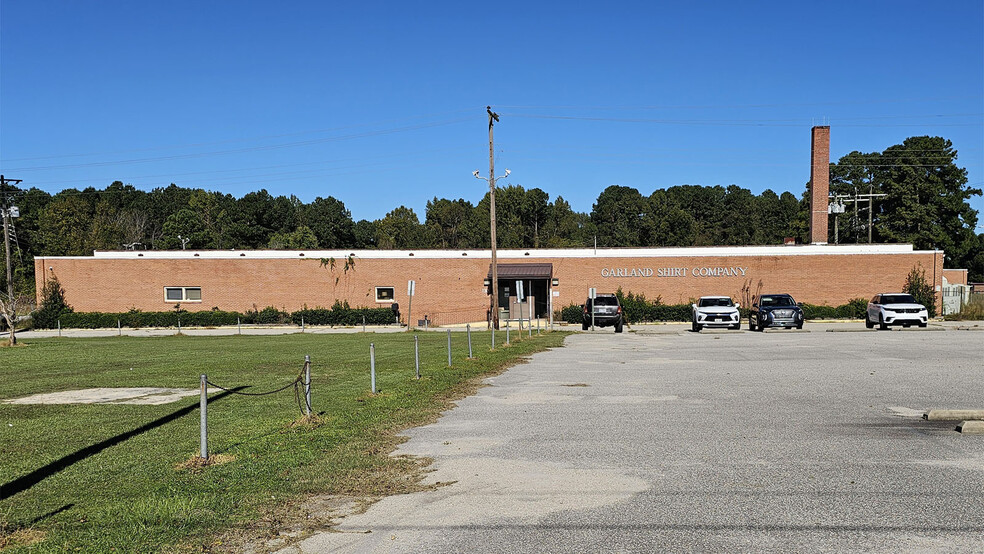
<box><xmin>0</xmin><ymin>330</ymin><xmax>567</xmax><ymax>552</ymax></box>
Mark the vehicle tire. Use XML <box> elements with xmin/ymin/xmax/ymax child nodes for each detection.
<box><xmin>730</xmin><ymin>321</ymin><xmax>740</xmax><ymax>330</ymax></box>
<box><xmin>615</xmin><ymin>321</ymin><xmax>623</xmax><ymax>333</ymax></box>
<box><xmin>749</xmin><ymin>318</ymin><xmax>756</xmax><ymax>332</ymax></box>
<box><xmin>757</xmin><ymin>322</ymin><xmax>765</xmax><ymax>332</ymax></box>
<box><xmin>796</xmin><ymin>323</ymin><xmax>803</xmax><ymax>330</ymax></box>
<box><xmin>878</xmin><ymin>314</ymin><xmax>889</xmax><ymax>331</ymax></box>
<box><xmin>919</xmin><ymin>322</ymin><xmax>928</xmax><ymax>328</ymax></box>
<box><xmin>865</xmin><ymin>314</ymin><xmax>874</xmax><ymax>329</ymax></box>
<box><xmin>582</xmin><ymin>321</ymin><xmax>589</xmax><ymax>331</ymax></box>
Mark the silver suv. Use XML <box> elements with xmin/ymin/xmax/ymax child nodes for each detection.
<box><xmin>866</xmin><ymin>293</ymin><xmax>929</xmax><ymax>330</ymax></box>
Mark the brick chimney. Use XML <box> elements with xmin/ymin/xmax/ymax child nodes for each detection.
<box><xmin>809</xmin><ymin>126</ymin><xmax>830</xmax><ymax>244</ymax></box>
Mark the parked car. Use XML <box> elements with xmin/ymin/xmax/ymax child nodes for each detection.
<box><xmin>691</xmin><ymin>296</ymin><xmax>740</xmax><ymax>332</ymax></box>
<box><xmin>749</xmin><ymin>293</ymin><xmax>804</xmax><ymax>331</ymax></box>
<box><xmin>866</xmin><ymin>293</ymin><xmax>929</xmax><ymax>329</ymax></box>
<box><xmin>583</xmin><ymin>294</ymin><xmax>624</xmax><ymax>332</ymax></box>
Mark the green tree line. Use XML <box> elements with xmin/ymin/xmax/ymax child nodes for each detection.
<box><xmin>2</xmin><ymin>135</ymin><xmax>981</xmax><ymax>302</ymax></box>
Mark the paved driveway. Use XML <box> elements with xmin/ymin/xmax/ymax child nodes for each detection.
<box><xmin>286</xmin><ymin>327</ymin><xmax>984</xmax><ymax>552</ymax></box>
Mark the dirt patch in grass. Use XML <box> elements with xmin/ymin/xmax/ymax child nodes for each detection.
<box><xmin>0</xmin><ymin>340</ymin><xmax>29</xmax><ymax>348</ymax></box>
<box><xmin>287</xmin><ymin>413</ymin><xmax>325</xmax><ymax>430</ymax></box>
<box><xmin>206</xmin><ymin>455</ymin><xmax>451</xmax><ymax>553</ymax></box>
<box><xmin>0</xmin><ymin>528</ymin><xmax>47</xmax><ymax>550</ymax></box>
<box><xmin>175</xmin><ymin>453</ymin><xmax>236</xmax><ymax>473</ymax></box>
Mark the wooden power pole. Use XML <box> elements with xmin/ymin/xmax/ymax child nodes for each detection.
<box><xmin>1</xmin><ymin>175</ymin><xmax>23</xmax><ymax>345</ymax></box>
<box><xmin>487</xmin><ymin>107</ymin><xmax>500</xmax><ymax>330</ymax></box>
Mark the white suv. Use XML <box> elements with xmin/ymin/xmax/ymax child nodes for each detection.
<box><xmin>692</xmin><ymin>296</ymin><xmax>741</xmax><ymax>332</ymax></box>
<box><xmin>866</xmin><ymin>293</ymin><xmax>929</xmax><ymax>330</ymax></box>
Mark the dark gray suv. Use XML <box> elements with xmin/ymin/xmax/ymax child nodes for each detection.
<box><xmin>582</xmin><ymin>294</ymin><xmax>624</xmax><ymax>333</ymax></box>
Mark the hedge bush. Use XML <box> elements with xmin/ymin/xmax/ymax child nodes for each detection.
<box><xmin>292</xmin><ymin>301</ymin><xmax>397</xmax><ymax>326</ymax></box>
<box><xmin>34</xmin><ymin>303</ymin><xmax>398</xmax><ymax>329</ymax></box>
<box><xmin>53</xmin><ymin>309</ymin><xmax>242</xmax><ymax>329</ymax></box>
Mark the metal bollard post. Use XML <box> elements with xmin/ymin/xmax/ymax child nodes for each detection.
<box><xmin>363</xmin><ymin>315</ymin><xmax>366</xmax><ymax>333</ymax></box>
<box><xmin>491</xmin><ymin>324</ymin><xmax>495</xmax><ymax>350</ymax></box>
<box><xmin>304</xmin><ymin>355</ymin><xmax>311</xmax><ymax>416</ymax></box>
<box><xmin>178</xmin><ymin>319</ymin><xmax>182</xmax><ymax>334</ymax></box>
<box><xmin>529</xmin><ymin>319</ymin><xmax>533</xmax><ymax>338</ymax></box>
<box><xmin>467</xmin><ymin>324</ymin><xmax>473</xmax><ymax>358</ymax></box>
<box><xmin>506</xmin><ymin>320</ymin><xmax>510</xmax><ymax>345</ymax></box>
<box><xmin>57</xmin><ymin>319</ymin><xmax>61</xmax><ymax>337</ymax></box>
<box><xmin>302</xmin><ymin>316</ymin><xmax>305</xmax><ymax>333</ymax></box>
<box><xmin>237</xmin><ymin>317</ymin><xmax>241</xmax><ymax>335</ymax></box>
<box><xmin>447</xmin><ymin>329</ymin><xmax>452</xmax><ymax>367</ymax></box>
<box><xmin>370</xmin><ymin>343</ymin><xmax>376</xmax><ymax>394</ymax></box>
<box><xmin>414</xmin><ymin>335</ymin><xmax>420</xmax><ymax>379</ymax></box>
<box><xmin>537</xmin><ymin>318</ymin><xmax>540</xmax><ymax>335</ymax></box>
<box><xmin>118</xmin><ymin>319</ymin><xmax>122</xmax><ymax>336</ymax></box>
<box><xmin>200</xmin><ymin>374</ymin><xmax>208</xmax><ymax>459</ymax></box>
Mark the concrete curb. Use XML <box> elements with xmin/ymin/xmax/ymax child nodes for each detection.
<box><xmin>956</xmin><ymin>421</ymin><xmax>984</xmax><ymax>434</ymax></box>
<box><xmin>826</xmin><ymin>327</ymin><xmax>944</xmax><ymax>333</ymax></box>
<box><xmin>924</xmin><ymin>409</ymin><xmax>984</xmax><ymax>421</ymax></box>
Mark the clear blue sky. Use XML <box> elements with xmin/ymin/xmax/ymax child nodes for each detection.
<box><xmin>2</xmin><ymin>1</ymin><xmax>982</xmax><ymax>224</ymax></box>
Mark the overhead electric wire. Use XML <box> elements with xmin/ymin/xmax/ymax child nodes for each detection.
<box><xmin>3</xmin><ymin>117</ymin><xmax>474</xmax><ymax>172</ymax></box>
<box><xmin>19</xmin><ymin>145</ymin><xmax>476</xmax><ymax>188</ymax></box>
<box><xmin>2</xmin><ymin>107</ymin><xmax>484</xmax><ymax>163</ymax></box>
<box><xmin>494</xmin><ymin>96</ymin><xmax>983</xmax><ymax>111</ymax></box>
<box><xmin>501</xmin><ymin>112</ymin><xmax>982</xmax><ymax>127</ymax></box>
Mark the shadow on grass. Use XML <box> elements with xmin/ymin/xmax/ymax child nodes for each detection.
<box><xmin>0</xmin><ymin>388</ymin><xmax>245</xmax><ymax>502</ymax></box>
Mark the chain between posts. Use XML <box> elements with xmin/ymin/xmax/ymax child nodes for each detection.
<box><xmin>199</xmin><ymin>357</ymin><xmax>312</xmax><ymax>459</ymax></box>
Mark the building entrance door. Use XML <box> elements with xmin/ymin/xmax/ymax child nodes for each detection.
<box><xmin>487</xmin><ymin>263</ymin><xmax>553</xmax><ymax>322</ymax></box>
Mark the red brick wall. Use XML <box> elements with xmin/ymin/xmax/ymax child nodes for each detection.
<box><xmin>943</xmin><ymin>268</ymin><xmax>968</xmax><ymax>286</ymax></box>
<box><xmin>809</xmin><ymin>126</ymin><xmax>830</xmax><ymax>244</ymax></box>
<box><xmin>36</xmin><ymin>248</ymin><xmax>944</xmax><ymax>323</ymax></box>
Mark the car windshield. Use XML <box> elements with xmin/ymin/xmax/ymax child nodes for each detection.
<box><xmin>593</xmin><ymin>297</ymin><xmax>618</xmax><ymax>306</ymax></box>
<box><xmin>881</xmin><ymin>294</ymin><xmax>917</xmax><ymax>305</ymax></box>
<box><xmin>698</xmin><ymin>297</ymin><xmax>733</xmax><ymax>307</ymax></box>
<box><xmin>760</xmin><ymin>296</ymin><xmax>794</xmax><ymax>307</ymax></box>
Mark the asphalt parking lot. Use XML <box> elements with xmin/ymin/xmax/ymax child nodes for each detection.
<box><xmin>285</xmin><ymin>323</ymin><xmax>984</xmax><ymax>553</ymax></box>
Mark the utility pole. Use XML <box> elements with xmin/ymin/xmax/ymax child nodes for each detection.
<box><xmin>829</xmin><ymin>190</ymin><xmax>886</xmax><ymax>244</ymax></box>
<box><xmin>868</xmin><ymin>184</ymin><xmax>874</xmax><ymax>244</ymax></box>
<box><xmin>474</xmin><ymin>107</ymin><xmax>510</xmax><ymax>330</ymax></box>
<box><xmin>1</xmin><ymin>175</ymin><xmax>23</xmax><ymax>346</ymax></box>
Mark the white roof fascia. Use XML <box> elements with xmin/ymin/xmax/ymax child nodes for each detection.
<box><xmin>35</xmin><ymin>244</ymin><xmax>935</xmax><ymax>261</ymax></box>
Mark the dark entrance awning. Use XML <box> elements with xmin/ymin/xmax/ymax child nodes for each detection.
<box><xmin>487</xmin><ymin>263</ymin><xmax>553</xmax><ymax>279</ymax></box>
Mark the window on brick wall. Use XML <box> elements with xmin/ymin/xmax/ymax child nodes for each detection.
<box><xmin>375</xmin><ymin>287</ymin><xmax>395</xmax><ymax>303</ymax></box>
<box><xmin>164</xmin><ymin>287</ymin><xmax>202</xmax><ymax>302</ymax></box>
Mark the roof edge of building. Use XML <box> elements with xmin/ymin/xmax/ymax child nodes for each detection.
<box><xmin>32</xmin><ymin>244</ymin><xmax>941</xmax><ymax>261</ymax></box>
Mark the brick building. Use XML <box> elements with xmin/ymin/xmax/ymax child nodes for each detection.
<box><xmin>33</xmin><ymin>126</ymin><xmax>949</xmax><ymax>323</ymax></box>
<box><xmin>35</xmin><ymin>244</ymin><xmax>944</xmax><ymax>325</ymax></box>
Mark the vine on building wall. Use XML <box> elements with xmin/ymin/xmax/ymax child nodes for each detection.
<box><xmin>319</xmin><ymin>255</ymin><xmax>357</xmax><ymax>286</ymax></box>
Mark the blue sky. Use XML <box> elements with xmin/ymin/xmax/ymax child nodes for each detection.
<box><xmin>2</xmin><ymin>1</ymin><xmax>982</xmax><ymax>224</ymax></box>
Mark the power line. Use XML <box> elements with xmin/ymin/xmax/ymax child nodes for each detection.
<box><xmin>1</xmin><ymin>107</ymin><xmax>484</xmax><ymax>163</ymax></box>
<box><xmin>501</xmin><ymin>113</ymin><xmax>982</xmax><ymax>127</ymax></box>
<box><xmin>4</xmin><ymin>118</ymin><xmax>473</xmax><ymax>172</ymax></box>
<box><xmin>495</xmin><ymin>96</ymin><xmax>984</xmax><ymax>110</ymax></box>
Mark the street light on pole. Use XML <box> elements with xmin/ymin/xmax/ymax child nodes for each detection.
<box><xmin>474</xmin><ymin>165</ymin><xmax>511</xmax><ymax>330</ymax></box>
<box><xmin>474</xmin><ymin>107</ymin><xmax>510</xmax><ymax>330</ymax></box>
<box><xmin>1</xmin><ymin>175</ymin><xmax>23</xmax><ymax>346</ymax></box>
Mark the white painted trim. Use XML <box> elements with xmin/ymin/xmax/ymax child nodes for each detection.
<box><xmin>34</xmin><ymin>244</ymin><xmax>935</xmax><ymax>262</ymax></box>
<box><xmin>374</xmin><ymin>286</ymin><xmax>396</xmax><ymax>303</ymax></box>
